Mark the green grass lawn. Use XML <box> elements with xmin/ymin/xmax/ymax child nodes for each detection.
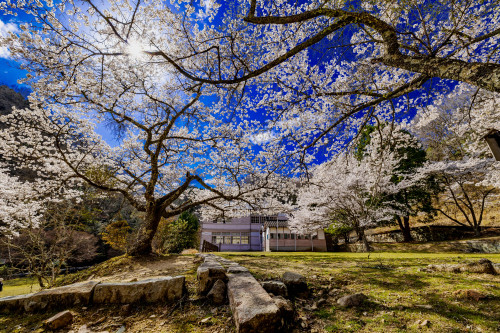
<box><xmin>220</xmin><ymin>252</ymin><xmax>500</xmax><ymax>333</ymax></box>
<box><xmin>0</xmin><ymin>277</ymin><xmax>41</xmax><ymax>297</ymax></box>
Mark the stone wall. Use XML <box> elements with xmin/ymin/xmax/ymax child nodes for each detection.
<box><xmin>367</xmin><ymin>226</ymin><xmax>500</xmax><ymax>243</ymax></box>
<box><xmin>340</xmin><ymin>237</ymin><xmax>500</xmax><ymax>253</ymax></box>
<box><xmin>0</xmin><ymin>275</ymin><xmax>185</xmax><ymax>313</ymax></box>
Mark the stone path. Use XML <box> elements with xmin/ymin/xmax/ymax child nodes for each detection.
<box><xmin>197</xmin><ymin>254</ymin><xmax>283</xmax><ymax>333</ymax></box>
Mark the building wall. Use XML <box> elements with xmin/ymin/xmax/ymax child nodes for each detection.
<box><xmin>200</xmin><ymin>216</ymin><xmax>264</xmax><ymax>251</ymax></box>
<box><xmin>264</xmin><ymin>227</ymin><xmax>327</xmax><ymax>252</ymax></box>
<box><xmin>201</xmin><ymin>215</ymin><xmax>328</xmax><ymax>252</ymax></box>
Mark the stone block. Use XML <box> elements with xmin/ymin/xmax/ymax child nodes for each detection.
<box><xmin>27</xmin><ymin>281</ymin><xmax>100</xmax><ymax>311</ymax></box>
<box><xmin>261</xmin><ymin>281</ymin><xmax>288</xmax><ymax>297</ymax></box>
<box><xmin>207</xmin><ymin>279</ymin><xmax>226</xmax><ymax>305</ymax></box>
<box><xmin>337</xmin><ymin>293</ymin><xmax>368</xmax><ymax>307</ymax></box>
<box><xmin>0</xmin><ymin>293</ymin><xmax>35</xmax><ymax>313</ymax></box>
<box><xmin>197</xmin><ymin>260</ymin><xmax>227</xmax><ymax>295</ymax></box>
<box><xmin>93</xmin><ymin>276</ymin><xmax>185</xmax><ymax>304</ymax></box>
<box><xmin>227</xmin><ymin>271</ymin><xmax>280</xmax><ymax>333</ymax></box>
<box><xmin>1</xmin><ymin>281</ymin><xmax>99</xmax><ymax>313</ymax></box>
<box><xmin>282</xmin><ymin>271</ymin><xmax>308</xmax><ymax>296</ymax></box>
<box><xmin>43</xmin><ymin>310</ymin><xmax>73</xmax><ymax>330</ymax></box>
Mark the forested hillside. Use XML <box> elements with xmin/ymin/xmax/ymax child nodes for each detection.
<box><xmin>0</xmin><ymin>85</ymin><xmax>28</xmax><ymax>117</ymax></box>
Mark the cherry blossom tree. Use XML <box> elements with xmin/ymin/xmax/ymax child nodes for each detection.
<box><xmin>0</xmin><ymin>169</ymin><xmax>45</xmax><ymax>233</ymax></box>
<box><xmin>3</xmin><ymin>0</ymin><xmax>498</xmax><ymax>163</ymax></box>
<box><xmin>2</xmin><ymin>0</ymin><xmax>499</xmax><ymax>251</ymax></box>
<box><xmin>357</xmin><ymin>125</ymin><xmax>441</xmax><ymax>242</ymax></box>
<box><xmin>0</xmin><ymin>2</ymin><xmax>283</xmax><ymax>255</ymax></box>
<box><xmin>285</xmin><ymin>144</ymin><xmax>405</xmax><ymax>252</ymax></box>
<box><xmin>420</xmin><ymin>159</ymin><xmax>497</xmax><ymax>236</ymax></box>
<box><xmin>0</xmin><ymin>91</ymin><xmax>278</xmax><ymax>256</ymax></box>
<box><xmin>412</xmin><ymin>83</ymin><xmax>500</xmax><ymax>236</ymax></box>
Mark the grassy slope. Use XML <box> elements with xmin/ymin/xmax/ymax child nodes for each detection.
<box><xmin>0</xmin><ymin>278</ymin><xmax>41</xmax><ymax>297</ymax></box>
<box><xmin>220</xmin><ymin>252</ymin><xmax>500</xmax><ymax>333</ymax></box>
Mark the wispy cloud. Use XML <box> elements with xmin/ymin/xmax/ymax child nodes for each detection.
<box><xmin>249</xmin><ymin>131</ymin><xmax>276</xmax><ymax>145</ymax></box>
<box><xmin>0</xmin><ymin>19</ymin><xmax>18</xmax><ymax>59</ymax></box>
<box><xmin>196</xmin><ymin>0</ymin><xmax>218</xmax><ymax>19</ymax></box>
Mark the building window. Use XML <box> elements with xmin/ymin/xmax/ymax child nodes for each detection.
<box><xmin>291</xmin><ymin>234</ymin><xmax>295</xmax><ymax>240</ymax></box>
<box><xmin>211</xmin><ymin>232</ymin><xmax>221</xmax><ymax>244</ymax></box>
<box><xmin>231</xmin><ymin>232</ymin><xmax>240</xmax><ymax>244</ymax></box>
<box><xmin>284</xmin><ymin>234</ymin><xmax>289</xmax><ymax>239</ymax></box>
<box><xmin>241</xmin><ymin>232</ymin><xmax>250</xmax><ymax>244</ymax></box>
<box><xmin>270</xmin><ymin>233</ymin><xmax>275</xmax><ymax>239</ymax></box>
<box><xmin>212</xmin><ymin>236</ymin><xmax>224</xmax><ymax>244</ymax></box>
<box><xmin>312</xmin><ymin>234</ymin><xmax>318</xmax><ymax>240</ymax></box>
<box><xmin>305</xmin><ymin>235</ymin><xmax>310</xmax><ymax>240</ymax></box>
<box><xmin>251</xmin><ymin>215</ymin><xmax>261</xmax><ymax>223</ymax></box>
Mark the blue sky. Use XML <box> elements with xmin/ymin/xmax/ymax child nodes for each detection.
<box><xmin>0</xmin><ymin>9</ymin><xmax>124</xmax><ymax>144</ymax></box>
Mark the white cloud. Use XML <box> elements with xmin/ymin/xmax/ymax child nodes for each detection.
<box><xmin>249</xmin><ymin>131</ymin><xmax>276</xmax><ymax>145</ymax></box>
<box><xmin>196</xmin><ymin>0</ymin><xmax>219</xmax><ymax>19</ymax></box>
<box><xmin>0</xmin><ymin>19</ymin><xmax>18</xmax><ymax>59</ymax></box>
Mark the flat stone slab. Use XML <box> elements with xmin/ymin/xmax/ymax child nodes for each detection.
<box><xmin>93</xmin><ymin>276</ymin><xmax>185</xmax><ymax>304</ymax></box>
<box><xmin>227</xmin><ymin>271</ymin><xmax>280</xmax><ymax>333</ymax></box>
<box><xmin>0</xmin><ymin>281</ymin><xmax>99</xmax><ymax>312</ymax></box>
<box><xmin>43</xmin><ymin>310</ymin><xmax>73</xmax><ymax>330</ymax></box>
<box><xmin>0</xmin><ymin>293</ymin><xmax>35</xmax><ymax>313</ymax></box>
<box><xmin>28</xmin><ymin>281</ymin><xmax>100</xmax><ymax>311</ymax></box>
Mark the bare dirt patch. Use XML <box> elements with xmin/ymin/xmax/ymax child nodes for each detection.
<box><xmin>92</xmin><ymin>255</ymin><xmax>196</xmax><ymax>283</ymax></box>
<box><xmin>54</xmin><ymin>254</ymin><xmax>196</xmax><ymax>286</ymax></box>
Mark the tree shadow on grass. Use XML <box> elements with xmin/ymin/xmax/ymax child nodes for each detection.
<box><xmin>359</xmin><ymin>272</ymin><xmax>431</xmax><ymax>291</ymax></box>
<box><xmin>429</xmin><ymin>294</ymin><xmax>498</xmax><ymax>325</ymax></box>
<box><xmin>389</xmin><ymin>294</ymin><xmax>500</xmax><ymax>330</ymax></box>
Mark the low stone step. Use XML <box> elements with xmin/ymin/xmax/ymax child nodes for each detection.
<box><xmin>93</xmin><ymin>276</ymin><xmax>185</xmax><ymax>304</ymax></box>
<box><xmin>0</xmin><ymin>275</ymin><xmax>185</xmax><ymax>312</ymax></box>
<box><xmin>0</xmin><ymin>281</ymin><xmax>99</xmax><ymax>312</ymax></box>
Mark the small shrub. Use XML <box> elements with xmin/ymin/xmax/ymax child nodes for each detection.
<box><xmin>154</xmin><ymin>211</ymin><xmax>199</xmax><ymax>254</ymax></box>
<box><xmin>101</xmin><ymin>220</ymin><xmax>131</xmax><ymax>253</ymax></box>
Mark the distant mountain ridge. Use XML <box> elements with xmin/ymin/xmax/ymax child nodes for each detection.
<box><xmin>0</xmin><ymin>85</ymin><xmax>29</xmax><ymax>117</ymax></box>
<box><xmin>0</xmin><ymin>85</ymin><xmax>36</xmax><ymax>181</ymax></box>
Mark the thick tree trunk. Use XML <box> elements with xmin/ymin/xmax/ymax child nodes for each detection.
<box><xmin>356</xmin><ymin>227</ymin><xmax>371</xmax><ymax>252</ymax></box>
<box><xmin>379</xmin><ymin>54</ymin><xmax>500</xmax><ymax>93</ymax></box>
<box><xmin>344</xmin><ymin>232</ymin><xmax>350</xmax><ymax>244</ymax></box>
<box><xmin>129</xmin><ymin>208</ymin><xmax>163</xmax><ymax>256</ymax></box>
<box><xmin>473</xmin><ymin>225</ymin><xmax>482</xmax><ymax>237</ymax></box>
<box><xmin>396</xmin><ymin>215</ymin><xmax>414</xmax><ymax>242</ymax></box>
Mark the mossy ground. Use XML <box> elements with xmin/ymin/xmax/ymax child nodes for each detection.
<box><xmin>1</xmin><ymin>252</ymin><xmax>499</xmax><ymax>332</ymax></box>
<box><xmin>220</xmin><ymin>252</ymin><xmax>500</xmax><ymax>333</ymax></box>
